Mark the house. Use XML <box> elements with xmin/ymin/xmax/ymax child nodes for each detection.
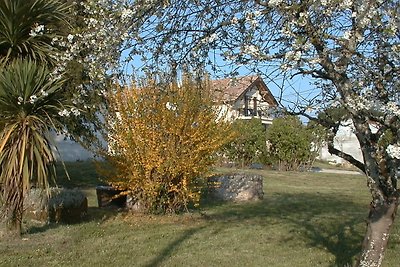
<box><xmin>211</xmin><ymin>76</ymin><xmax>279</xmax><ymax>125</ymax></box>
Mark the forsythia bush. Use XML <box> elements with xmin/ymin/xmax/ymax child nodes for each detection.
<box><xmin>103</xmin><ymin>76</ymin><xmax>233</xmax><ymax>213</ymax></box>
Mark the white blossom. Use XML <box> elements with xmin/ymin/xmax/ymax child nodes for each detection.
<box><xmin>29</xmin><ymin>95</ymin><xmax>38</xmax><ymax>104</ymax></box>
<box><xmin>67</xmin><ymin>34</ymin><xmax>74</xmax><ymax>42</ymax></box>
<box><xmin>342</xmin><ymin>0</ymin><xmax>353</xmax><ymax>8</ymax></box>
<box><xmin>166</xmin><ymin>102</ymin><xmax>177</xmax><ymax>111</ymax></box>
<box><xmin>308</xmin><ymin>57</ymin><xmax>321</xmax><ymax>67</ymax></box>
<box><xmin>17</xmin><ymin>96</ymin><xmax>23</xmax><ymax>105</ymax></box>
<box><xmin>254</xmin><ymin>10</ymin><xmax>262</xmax><ymax>17</ymax></box>
<box><xmin>208</xmin><ymin>33</ymin><xmax>218</xmax><ymax>43</ymax></box>
<box><xmin>230</xmin><ymin>17</ymin><xmax>239</xmax><ymax>24</ymax></box>
<box><xmin>249</xmin><ymin>18</ymin><xmax>259</xmax><ymax>28</ymax></box>
<box><xmin>51</xmin><ymin>37</ymin><xmax>58</xmax><ymax>45</ymax></box>
<box><xmin>88</xmin><ymin>18</ymin><xmax>98</xmax><ymax>27</ymax></box>
<box><xmin>297</xmin><ymin>12</ymin><xmax>308</xmax><ymax>27</ymax></box>
<box><xmin>383</xmin><ymin>101</ymin><xmax>400</xmax><ymax>116</ymax></box>
<box><xmin>202</xmin><ymin>33</ymin><xmax>219</xmax><ymax>43</ymax></box>
<box><xmin>29</xmin><ymin>24</ymin><xmax>45</xmax><ymax>37</ymax></box>
<box><xmin>280</xmin><ymin>63</ymin><xmax>291</xmax><ymax>71</ymax></box>
<box><xmin>121</xmin><ymin>8</ymin><xmax>133</xmax><ymax>20</ymax></box>
<box><xmin>58</xmin><ymin>109</ymin><xmax>71</xmax><ymax>117</ymax></box>
<box><xmin>342</xmin><ymin>30</ymin><xmax>352</xmax><ymax>40</ymax></box>
<box><xmin>40</xmin><ymin>90</ymin><xmax>49</xmax><ymax>97</ymax></box>
<box><xmin>268</xmin><ymin>0</ymin><xmax>282</xmax><ymax>7</ymax></box>
<box><xmin>386</xmin><ymin>144</ymin><xmax>400</xmax><ymax>159</ymax></box>
<box><xmin>285</xmin><ymin>50</ymin><xmax>302</xmax><ymax>62</ymax></box>
<box><xmin>71</xmin><ymin>107</ymin><xmax>81</xmax><ymax>116</ymax></box>
<box><xmin>242</xmin><ymin>45</ymin><xmax>259</xmax><ymax>57</ymax></box>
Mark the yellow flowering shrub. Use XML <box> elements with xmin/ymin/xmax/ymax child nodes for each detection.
<box><xmin>103</xmin><ymin>76</ymin><xmax>232</xmax><ymax>213</ymax></box>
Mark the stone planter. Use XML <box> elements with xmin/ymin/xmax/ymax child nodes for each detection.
<box><xmin>24</xmin><ymin>188</ymin><xmax>88</xmax><ymax>224</ymax></box>
<box><xmin>208</xmin><ymin>173</ymin><xmax>264</xmax><ymax>201</ymax></box>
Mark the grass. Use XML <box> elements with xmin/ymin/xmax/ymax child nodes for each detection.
<box><xmin>54</xmin><ymin>161</ymin><xmax>106</xmax><ymax>188</ymax></box>
<box><xmin>1</xmin><ymin>162</ymin><xmax>399</xmax><ymax>267</ymax></box>
<box><xmin>312</xmin><ymin>159</ymin><xmax>360</xmax><ymax>171</ymax></box>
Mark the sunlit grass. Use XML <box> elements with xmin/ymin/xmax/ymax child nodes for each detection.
<box><xmin>0</xmin><ymin>163</ymin><xmax>399</xmax><ymax>267</ymax></box>
<box><xmin>54</xmin><ymin>160</ymin><xmax>105</xmax><ymax>188</ymax></box>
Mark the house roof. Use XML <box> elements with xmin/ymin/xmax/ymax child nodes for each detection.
<box><xmin>211</xmin><ymin>76</ymin><xmax>278</xmax><ymax>106</ymax></box>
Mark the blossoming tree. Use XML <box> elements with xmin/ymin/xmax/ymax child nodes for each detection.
<box><xmin>122</xmin><ymin>0</ymin><xmax>399</xmax><ymax>266</ymax></box>
<box><xmin>0</xmin><ymin>0</ymin><xmax>149</xmax><ymax>235</ymax></box>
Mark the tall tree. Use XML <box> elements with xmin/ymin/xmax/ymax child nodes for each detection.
<box><xmin>127</xmin><ymin>1</ymin><xmax>400</xmax><ymax>266</ymax></box>
<box><xmin>0</xmin><ymin>59</ymin><xmax>68</xmax><ymax>235</ymax></box>
<box><xmin>0</xmin><ymin>0</ymin><xmax>72</xmax><ymax>235</ymax></box>
<box><xmin>0</xmin><ymin>0</ymin><xmax>142</xmax><ymax>234</ymax></box>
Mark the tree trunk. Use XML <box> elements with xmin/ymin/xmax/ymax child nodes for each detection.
<box><xmin>357</xmin><ymin>199</ymin><xmax>398</xmax><ymax>267</ymax></box>
<box><xmin>6</xmin><ymin>209</ymin><xmax>22</xmax><ymax>237</ymax></box>
<box><xmin>1</xmin><ymin>177</ymin><xmax>24</xmax><ymax>237</ymax></box>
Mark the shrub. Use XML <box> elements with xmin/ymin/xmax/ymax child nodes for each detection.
<box><xmin>222</xmin><ymin>118</ymin><xmax>267</xmax><ymax>167</ymax></box>
<box><xmin>266</xmin><ymin>116</ymin><xmax>325</xmax><ymax>171</ymax></box>
<box><xmin>102</xmin><ymin>75</ymin><xmax>233</xmax><ymax>214</ymax></box>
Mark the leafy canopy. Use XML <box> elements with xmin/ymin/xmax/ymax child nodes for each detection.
<box><xmin>223</xmin><ymin>118</ymin><xmax>267</xmax><ymax>167</ymax></box>
<box><xmin>266</xmin><ymin>116</ymin><xmax>325</xmax><ymax>171</ymax></box>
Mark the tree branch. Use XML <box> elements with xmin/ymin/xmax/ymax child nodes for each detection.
<box><xmin>327</xmin><ymin>140</ymin><xmax>366</xmax><ymax>173</ymax></box>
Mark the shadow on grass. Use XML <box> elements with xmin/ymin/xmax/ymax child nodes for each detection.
<box><xmin>23</xmin><ymin>189</ymin><xmax>366</xmax><ymax>266</ymax></box>
<box><xmin>25</xmin><ymin>206</ymin><xmax>120</xmax><ymax>235</ymax></box>
<box><xmin>25</xmin><ymin>223</ymin><xmax>60</xmax><ymax>235</ymax></box>
<box><xmin>301</xmin><ymin>217</ymin><xmax>362</xmax><ymax>267</ymax></box>
<box><xmin>138</xmin><ymin>192</ymin><xmax>365</xmax><ymax>267</ymax></box>
<box><xmin>143</xmin><ymin>226</ymin><xmax>206</xmax><ymax>267</ymax></box>
<box><xmin>85</xmin><ymin>207</ymin><xmax>121</xmax><ymax>223</ymax></box>
<box><xmin>201</xmin><ymin>192</ymin><xmax>366</xmax><ymax>267</ymax></box>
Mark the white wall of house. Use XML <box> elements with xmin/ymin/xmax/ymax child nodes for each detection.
<box><xmin>318</xmin><ymin>124</ymin><xmax>364</xmax><ymax>164</ymax></box>
<box><xmin>216</xmin><ymin>103</ymin><xmax>239</xmax><ymax>121</ymax></box>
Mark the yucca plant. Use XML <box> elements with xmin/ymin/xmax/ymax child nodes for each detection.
<box><xmin>0</xmin><ymin>0</ymin><xmax>69</xmax><ymax>64</ymax></box>
<box><xmin>0</xmin><ymin>59</ymin><xmax>67</xmax><ymax>235</ymax></box>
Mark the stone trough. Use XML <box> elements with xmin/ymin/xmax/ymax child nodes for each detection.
<box><xmin>207</xmin><ymin>173</ymin><xmax>264</xmax><ymax>202</ymax></box>
<box><xmin>24</xmin><ymin>188</ymin><xmax>88</xmax><ymax>224</ymax></box>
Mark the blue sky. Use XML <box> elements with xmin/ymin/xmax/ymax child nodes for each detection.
<box><xmin>120</xmin><ymin>48</ymin><xmax>320</xmax><ymax>113</ymax></box>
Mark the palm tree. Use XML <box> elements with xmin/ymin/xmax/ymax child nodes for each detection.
<box><xmin>0</xmin><ymin>0</ymin><xmax>69</xmax><ymax>64</ymax></box>
<box><xmin>0</xmin><ymin>0</ymin><xmax>104</xmax><ymax>152</ymax></box>
<box><xmin>0</xmin><ymin>59</ymin><xmax>68</xmax><ymax>235</ymax></box>
<box><xmin>0</xmin><ymin>0</ymin><xmax>71</xmax><ymax>235</ymax></box>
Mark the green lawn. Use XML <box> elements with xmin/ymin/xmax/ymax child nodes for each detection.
<box><xmin>1</xmin><ymin>163</ymin><xmax>399</xmax><ymax>267</ymax></box>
